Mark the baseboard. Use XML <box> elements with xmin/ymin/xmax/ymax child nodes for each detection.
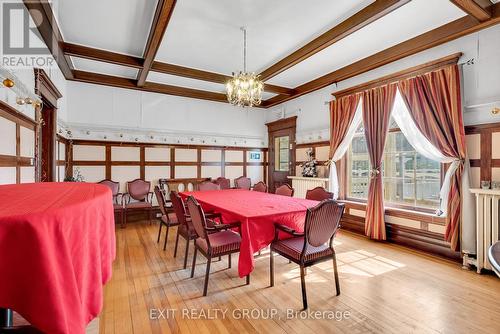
<box><xmin>341</xmin><ymin>214</ymin><xmax>462</xmax><ymax>263</ymax></box>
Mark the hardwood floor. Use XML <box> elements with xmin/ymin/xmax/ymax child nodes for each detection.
<box><xmin>100</xmin><ymin>222</ymin><xmax>500</xmax><ymax>334</ymax></box>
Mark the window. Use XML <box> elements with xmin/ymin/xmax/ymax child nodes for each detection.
<box><xmin>347</xmin><ymin>118</ymin><xmax>441</xmax><ymax>210</ymax></box>
<box><xmin>274</xmin><ymin>136</ymin><xmax>289</xmax><ymax>171</ymax></box>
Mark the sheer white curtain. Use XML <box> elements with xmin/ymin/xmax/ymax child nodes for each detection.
<box><xmin>391</xmin><ymin>89</ymin><xmax>458</xmax><ymax>216</ymax></box>
<box><xmin>328</xmin><ymin>100</ymin><xmax>363</xmax><ymax>199</ymax></box>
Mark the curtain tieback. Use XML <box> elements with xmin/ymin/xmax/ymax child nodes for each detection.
<box><xmin>369</xmin><ymin>168</ymin><xmax>380</xmax><ymax>179</ymax></box>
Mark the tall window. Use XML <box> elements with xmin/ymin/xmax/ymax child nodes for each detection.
<box><xmin>347</xmin><ymin>118</ymin><xmax>441</xmax><ymax>210</ymax></box>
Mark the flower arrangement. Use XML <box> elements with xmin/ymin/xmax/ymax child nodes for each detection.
<box><xmin>300</xmin><ymin>148</ymin><xmax>318</xmax><ymax>177</ymax></box>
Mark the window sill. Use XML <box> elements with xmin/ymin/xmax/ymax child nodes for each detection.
<box><xmin>339</xmin><ymin>199</ymin><xmax>446</xmax><ymax>225</ymax></box>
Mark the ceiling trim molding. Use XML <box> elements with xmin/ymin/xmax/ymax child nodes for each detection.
<box><xmin>332</xmin><ymin>52</ymin><xmax>462</xmax><ymax>98</ymax></box>
<box><xmin>450</xmin><ymin>0</ymin><xmax>492</xmax><ymax>22</ymax></box>
<box><xmin>150</xmin><ymin>61</ymin><xmax>295</xmax><ymax>95</ymax></box>
<box><xmin>258</xmin><ymin>0</ymin><xmax>411</xmax><ymax>81</ymax></box>
<box><xmin>136</xmin><ymin>0</ymin><xmax>177</xmax><ymax>87</ymax></box>
<box><xmin>62</xmin><ymin>42</ymin><xmax>144</xmax><ymax>68</ymax></box>
<box><xmin>262</xmin><ymin>3</ymin><xmax>500</xmax><ymax>108</ymax></box>
<box><xmin>23</xmin><ymin>0</ymin><xmax>74</xmax><ymax>79</ymax></box>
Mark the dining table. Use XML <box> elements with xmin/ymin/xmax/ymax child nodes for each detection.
<box><xmin>0</xmin><ymin>182</ymin><xmax>116</xmax><ymax>334</ymax></box>
<box><xmin>180</xmin><ymin>189</ymin><xmax>319</xmax><ymax>277</ymax></box>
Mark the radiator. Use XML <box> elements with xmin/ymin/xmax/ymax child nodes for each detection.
<box><xmin>288</xmin><ymin>176</ymin><xmax>329</xmax><ymax>199</ymax></box>
<box><xmin>469</xmin><ymin>189</ymin><xmax>500</xmax><ymax>273</ymax></box>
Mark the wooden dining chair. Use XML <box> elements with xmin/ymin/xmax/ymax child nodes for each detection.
<box><xmin>252</xmin><ymin>181</ymin><xmax>267</xmax><ymax>193</ymax></box>
<box><xmin>275</xmin><ymin>184</ymin><xmax>294</xmax><ymax>197</ymax></box>
<box><xmin>170</xmin><ymin>191</ymin><xmax>223</xmax><ymax>269</ymax></box>
<box><xmin>199</xmin><ymin>181</ymin><xmax>220</xmax><ymax>191</ymax></box>
<box><xmin>186</xmin><ymin>196</ymin><xmax>250</xmax><ymax>296</ymax></box>
<box><xmin>234</xmin><ymin>176</ymin><xmax>251</xmax><ymax>190</ymax></box>
<box><xmin>269</xmin><ymin>200</ymin><xmax>344</xmax><ymax>309</ymax></box>
<box><xmin>214</xmin><ymin>177</ymin><xmax>231</xmax><ymax>190</ymax></box>
<box><xmin>154</xmin><ymin>186</ymin><xmax>180</xmax><ymax>251</ymax></box>
<box><xmin>306</xmin><ymin>186</ymin><xmax>334</xmax><ymax>201</ymax></box>
<box><xmin>98</xmin><ymin>179</ymin><xmax>124</xmax><ymax>225</ymax></box>
<box><xmin>122</xmin><ymin>179</ymin><xmax>153</xmax><ymax>227</ymax></box>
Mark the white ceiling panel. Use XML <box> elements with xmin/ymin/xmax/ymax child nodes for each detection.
<box><xmin>147</xmin><ymin>72</ymin><xmax>226</xmax><ymax>92</ymax></box>
<box><xmin>72</xmin><ymin>57</ymin><xmax>139</xmax><ymax>79</ymax></box>
<box><xmin>155</xmin><ymin>0</ymin><xmax>373</xmax><ymax>75</ymax></box>
<box><xmin>57</xmin><ymin>0</ymin><xmax>158</xmax><ymax>57</ymax></box>
<box><xmin>267</xmin><ymin>0</ymin><xmax>466</xmax><ymax>87</ymax></box>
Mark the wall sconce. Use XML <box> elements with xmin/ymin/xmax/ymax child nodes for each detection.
<box><xmin>2</xmin><ymin>78</ymin><xmax>15</xmax><ymax>88</ymax></box>
<box><xmin>16</xmin><ymin>97</ymin><xmax>26</xmax><ymax>105</ymax></box>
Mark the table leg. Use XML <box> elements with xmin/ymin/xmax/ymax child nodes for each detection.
<box><xmin>0</xmin><ymin>308</ymin><xmax>13</xmax><ymax>327</ymax></box>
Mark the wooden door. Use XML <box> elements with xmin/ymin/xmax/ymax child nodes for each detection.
<box><xmin>266</xmin><ymin>117</ymin><xmax>296</xmax><ymax>193</ymax></box>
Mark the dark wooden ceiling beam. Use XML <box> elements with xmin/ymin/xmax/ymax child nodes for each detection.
<box><xmin>258</xmin><ymin>0</ymin><xmax>411</xmax><ymax>81</ymax></box>
<box><xmin>23</xmin><ymin>0</ymin><xmax>73</xmax><ymax>79</ymax></box>
<box><xmin>71</xmin><ymin>70</ymin><xmax>236</xmax><ymax>105</ymax></box>
<box><xmin>263</xmin><ymin>3</ymin><xmax>500</xmax><ymax>108</ymax></box>
<box><xmin>450</xmin><ymin>0</ymin><xmax>492</xmax><ymax>22</ymax></box>
<box><xmin>136</xmin><ymin>0</ymin><xmax>177</xmax><ymax>87</ymax></box>
<box><xmin>62</xmin><ymin>42</ymin><xmax>144</xmax><ymax>68</ymax></box>
<box><xmin>151</xmin><ymin>61</ymin><xmax>295</xmax><ymax>95</ymax></box>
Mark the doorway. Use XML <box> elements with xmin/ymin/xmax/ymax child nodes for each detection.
<box><xmin>34</xmin><ymin>69</ymin><xmax>62</xmax><ymax>182</ymax></box>
<box><xmin>266</xmin><ymin>116</ymin><xmax>296</xmax><ymax>193</ymax></box>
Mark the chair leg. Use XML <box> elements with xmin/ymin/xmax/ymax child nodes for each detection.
<box><xmin>121</xmin><ymin>209</ymin><xmax>126</xmax><ymax>228</ymax></box>
<box><xmin>228</xmin><ymin>253</ymin><xmax>231</xmax><ymax>269</ymax></box>
<box><xmin>190</xmin><ymin>245</ymin><xmax>198</xmax><ymax>278</ymax></box>
<box><xmin>269</xmin><ymin>249</ymin><xmax>274</xmax><ymax>287</ymax></box>
<box><xmin>300</xmin><ymin>266</ymin><xmax>308</xmax><ymax>310</ymax></box>
<box><xmin>173</xmin><ymin>230</ymin><xmax>180</xmax><ymax>257</ymax></box>
<box><xmin>246</xmin><ymin>274</ymin><xmax>250</xmax><ymax>285</ymax></box>
<box><xmin>203</xmin><ymin>257</ymin><xmax>212</xmax><ymax>296</ymax></box>
<box><xmin>332</xmin><ymin>252</ymin><xmax>341</xmax><ymax>296</ymax></box>
<box><xmin>163</xmin><ymin>225</ymin><xmax>170</xmax><ymax>251</ymax></box>
<box><xmin>157</xmin><ymin>223</ymin><xmax>163</xmax><ymax>243</ymax></box>
<box><xmin>183</xmin><ymin>238</ymin><xmax>190</xmax><ymax>269</ymax></box>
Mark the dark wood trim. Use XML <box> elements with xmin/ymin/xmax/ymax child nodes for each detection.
<box><xmin>105</xmin><ymin>145</ymin><xmax>111</xmax><ymax>179</ymax></box>
<box><xmin>140</xmin><ymin>146</ymin><xmax>146</xmax><ymax>180</ymax></box>
<box><xmin>333</xmin><ymin>53</ymin><xmax>462</xmax><ymax>98</ymax></box>
<box><xmin>469</xmin><ymin>159</ymin><xmax>481</xmax><ymax>168</ymax></box>
<box><xmin>296</xmin><ymin>141</ymin><xmax>330</xmax><ymax>149</ymax></box>
<box><xmin>265</xmin><ymin>116</ymin><xmax>297</xmax><ymax>133</ymax></box>
<box><xmin>34</xmin><ymin>69</ymin><xmax>62</xmax><ymax>108</ymax></box>
<box><xmin>465</xmin><ymin>122</ymin><xmax>500</xmax><ymax>134</ymax></box>
<box><xmin>70</xmin><ymin>70</ymin><xmax>232</xmax><ymax>105</ymax></box>
<box><xmin>151</xmin><ymin>61</ymin><xmax>294</xmax><ymax>96</ymax></box>
<box><xmin>262</xmin><ymin>3</ymin><xmax>500</xmax><ymax>108</ymax></box>
<box><xmin>480</xmin><ymin>129</ymin><xmax>492</xmax><ymax>181</ymax></box>
<box><xmin>23</xmin><ymin>0</ymin><xmax>73</xmax><ymax>79</ymax></box>
<box><xmin>340</xmin><ymin>215</ymin><xmax>461</xmax><ymax>262</ymax></box>
<box><xmin>136</xmin><ymin>0</ymin><xmax>177</xmax><ymax>86</ymax></box>
<box><xmin>62</xmin><ymin>42</ymin><xmax>144</xmax><ymax>68</ymax></box>
<box><xmin>259</xmin><ymin>0</ymin><xmax>411</xmax><ymax>80</ymax></box>
<box><xmin>450</xmin><ymin>0</ymin><xmax>492</xmax><ymax>22</ymax></box>
<box><xmin>0</xmin><ymin>101</ymin><xmax>36</xmax><ymax>130</ymax></box>
<box><xmin>67</xmin><ymin>139</ymin><xmax>266</xmax><ymax>185</ymax></box>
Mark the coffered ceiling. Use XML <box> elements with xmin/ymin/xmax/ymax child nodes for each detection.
<box><xmin>24</xmin><ymin>0</ymin><xmax>500</xmax><ymax>108</ymax></box>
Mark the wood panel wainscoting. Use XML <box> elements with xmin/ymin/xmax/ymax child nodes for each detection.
<box><xmin>64</xmin><ymin>138</ymin><xmax>268</xmax><ymax>192</ymax></box>
<box><xmin>0</xmin><ymin>100</ymin><xmax>37</xmax><ymax>185</ymax></box>
<box><xmin>294</xmin><ymin>139</ymin><xmax>464</xmax><ymax>262</ymax></box>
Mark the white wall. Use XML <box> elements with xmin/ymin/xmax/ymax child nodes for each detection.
<box><xmin>268</xmin><ymin>24</ymin><xmax>500</xmax><ymax>144</ymax></box>
<box><xmin>65</xmin><ymin>82</ymin><xmax>268</xmax><ymax>147</ymax></box>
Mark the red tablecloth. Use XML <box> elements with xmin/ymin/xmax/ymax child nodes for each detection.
<box><xmin>180</xmin><ymin>189</ymin><xmax>319</xmax><ymax>277</ymax></box>
<box><xmin>0</xmin><ymin>182</ymin><xmax>116</xmax><ymax>334</ymax></box>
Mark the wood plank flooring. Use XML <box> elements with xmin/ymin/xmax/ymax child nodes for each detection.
<box><xmin>99</xmin><ymin>222</ymin><xmax>500</xmax><ymax>334</ymax></box>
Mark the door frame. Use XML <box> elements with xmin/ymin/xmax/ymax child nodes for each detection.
<box><xmin>34</xmin><ymin>68</ymin><xmax>62</xmax><ymax>182</ymax></box>
<box><xmin>266</xmin><ymin>116</ymin><xmax>297</xmax><ymax>193</ymax></box>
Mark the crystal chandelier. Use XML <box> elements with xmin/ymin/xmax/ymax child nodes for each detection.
<box><xmin>226</xmin><ymin>27</ymin><xmax>264</xmax><ymax>107</ymax></box>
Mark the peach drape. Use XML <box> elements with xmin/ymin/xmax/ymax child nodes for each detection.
<box><xmin>397</xmin><ymin>65</ymin><xmax>465</xmax><ymax>250</ymax></box>
<box><xmin>362</xmin><ymin>84</ymin><xmax>397</xmax><ymax>240</ymax></box>
<box><xmin>329</xmin><ymin>94</ymin><xmax>362</xmax><ymax>160</ymax></box>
